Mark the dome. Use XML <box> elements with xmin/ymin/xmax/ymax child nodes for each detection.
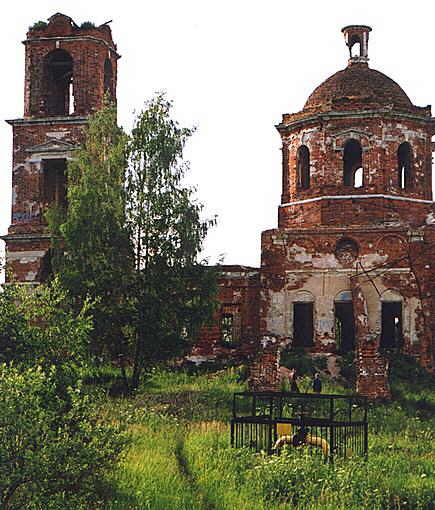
<box><xmin>304</xmin><ymin>63</ymin><xmax>413</xmax><ymax>113</ymax></box>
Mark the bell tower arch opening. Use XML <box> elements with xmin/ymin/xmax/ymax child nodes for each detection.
<box><xmin>104</xmin><ymin>58</ymin><xmax>114</xmax><ymax>99</ymax></box>
<box><xmin>397</xmin><ymin>142</ymin><xmax>413</xmax><ymax>189</ymax></box>
<box><xmin>343</xmin><ymin>138</ymin><xmax>363</xmax><ymax>187</ymax></box>
<box><xmin>3</xmin><ymin>13</ymin><xmax>120</xmax><ymax>284</ymax></box>
<box><xmin>43</xmin><ymin>49</ymin><xmax>74</xmax><ymax>116</ymax></box>
<box><xmin>296</xmin><ymin>145</ymin><xmax>310</xmax><ymax>190</ymax></box>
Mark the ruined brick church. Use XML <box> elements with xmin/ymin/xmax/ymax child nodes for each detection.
<box><xmin>2</xmin><ymin>16</ymin><xmax>434</xmax><ymax>398</ymax></box>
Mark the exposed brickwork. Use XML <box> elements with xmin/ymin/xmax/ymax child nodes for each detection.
<box><xmin>189</xmin><ymin>266</ymin><xmax>261</xmax><ymax>364</ymax></box>
<box><xmin>2</xmin><ymin>13</ymin><xmax>118</xmax><ymax>282</ymax></box>
<box><xmin>193</xmin><ymin>26</ymin><xmax>434</xmax><ymax>399</ymax></box>
<box><xmin>4</xmin><ymin>19</ymin><xmax>434</xmax><ymax>398</ymax></box>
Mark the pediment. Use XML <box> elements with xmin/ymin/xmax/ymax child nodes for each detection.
<box><xmin>331</xmin><ymin>129</ymin><xmax>373</xmax><ymax>151</ymax></box>
<box><xmin>26</xmin><ymin>138</ymin><xmax>78</xmax><ymax>154</ymax></box>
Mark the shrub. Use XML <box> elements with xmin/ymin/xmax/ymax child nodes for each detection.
<box><xmin>29</xmin><ymin>20</ymin><xmax>47</xmax><ymax>31</ymax></box>
<box><xmin>0</xmin><ymin>279</ymin><xmax>92</xmax><ymax>386</ymax></box>
<box><xmin>0</xmin><ymin>365</ymin><xmax>128</xmax><ymax>509</ymax></box>
<box><xmin>280</xmin><ymin>348</ymin><xmax>327</xmax><ymax>376</ymax></box>
<box><xmin>80</xmin><ymin>21</ymin><xmax>96</xmax><ymax>29</ymax></box>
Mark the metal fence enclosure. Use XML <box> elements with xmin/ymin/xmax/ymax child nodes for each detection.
<box><xmin>230</xmin><ymin>392</ymin><xmax>368</xmax><ymax>461</ymax></box>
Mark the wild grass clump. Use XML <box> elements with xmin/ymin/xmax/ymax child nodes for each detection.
<box><xmin>98</xmin><ymin>366</ymin><xmax>434</xmax><ymax>509</ymax></box>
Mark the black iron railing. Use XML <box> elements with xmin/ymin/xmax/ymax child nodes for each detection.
<box><xmin>230</xmin><ymin>392</ymin><xmax>368</xmax><ymax>461</ymax></box>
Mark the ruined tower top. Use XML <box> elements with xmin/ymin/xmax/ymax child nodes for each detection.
<box><xmin>341</xmin><ymin>25</ymin><xmax>372</xmax><ymax>66</ymax></box>
<box><xmin>22</xmin><ymin>13</ymin><xmax>119</xmax><ymax>119</ymax></box>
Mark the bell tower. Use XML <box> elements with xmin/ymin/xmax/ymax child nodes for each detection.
<box><xmin>2</xmin><ymin>13</ymin><xmax>119</xmax><ymax>282</ymax></box>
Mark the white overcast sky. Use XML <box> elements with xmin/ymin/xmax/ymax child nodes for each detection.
<box><xmin>1</xmin><ymin>0</ymin><xmax>434</xmax><ymax>273</ymax></box>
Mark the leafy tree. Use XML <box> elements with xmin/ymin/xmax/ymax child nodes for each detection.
<box><xmin>0</xmin><ymin>280</ymin><xmax>128</xmax><ymax>508</ymax></box>
<box><xmin>49</xmin><ymin>95</ymin><xmax>217</xmax><ymax>389</ymax></box>
<box><xmin>126</xmin><ymin>93</ymin><xmax>217</xmax><ymax>388</ymax></box>
<box><xmin>48</xmin><ymin>102</ymin><xmax>133</xmax><ymax>373</ymax></box>
<box><xmin>0</xmin><ymin>364</ymin><xmax>127</xmax><ymax>510</ymax></box>
<box><xmin>0</xmin><ymin>279</ymin><xmax>92</xmax><ymax>392</ymax></box>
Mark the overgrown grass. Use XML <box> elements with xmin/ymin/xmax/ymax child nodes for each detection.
<box><xmin>95</xmin><ymin>364</ymin><xmax>434</xmax><ymax>509</ymax></box>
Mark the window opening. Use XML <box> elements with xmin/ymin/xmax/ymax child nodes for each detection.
<box><xmin>43</xmin><ymin>49</ymin><xmax>73</xmax><ymax>116</ymax></box>
<box><xmin>380</xmin><ymin>302</ymin><xmax>403</xmax><ymax>349</ymax></box>
<box><xmin>397</xmin><ymin>142</ymin><xmax>413</xmax><ymax>189</ymax></box>
<box><xmin>297</xmin><ymin>145</ymin><xmax>310</xmax><ymax>189</ymax></box>
<box><xmin>334</xmin><ymin>302</ymin><xmax>355</xmax><ymax>353</ymax></box>
<box><xmin>68</xmin><ymin>80</ymin><xmax>74</xmax><ymax>115</ymax></box>
<box><xmin>343</xmin><ymin>139</ymin><xmax>363</xmax><ymax>187</ymax></box>
<box><xmin>42</xmin><ymin>159</ymin><xmax>67</xmax><ymax>210</ymax></box>
<box><xmin>293</xmin><ymin>302</ymin><xmax>314</xmax><ymax>347</ymax></box>
<box><xmin>221</xmin><ymin>309</ymin><xmax>241</xmax><ymax>346</ymax></box>
<box><xmin>354</xmin><ymin>166</ymin><xmax>363</xmax><ymax>188</ymax></box>
<box><xmin>104</xmin><ymin>59</ymin><xmax>113</xmax><ymax>99</ymax></box>
<box><xmin>348</xmin><ymin>34</ymin><xmax>363</xmax><ymax>58</ymax></box>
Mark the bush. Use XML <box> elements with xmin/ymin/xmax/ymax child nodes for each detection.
<box><xmin>280</xmin><ymin>348</ymin><xmax>326</xmax><ymax>376</ymax></box>
<box><xmin>0</xmin><ymin>365</ymin><xmax>128</xmax><ymax>509</ymax></box>
<box><xmin>0</xmin><ymin>279</ymin><xmax>92</xmax><ymax>389</ymax></box>
<box><xmin>29</xmin><ymin>20</ymin><xmax>47</xmax><ymax>31</ymax></box>
<box><xmin>336</xmin><ymin>352</ymin><xmax>356</xmax><ymax>385</ymax></box>
<box><xmin>80</xmin><ymin>21</ymin><xmax>96</xmax><ymax>29</ymax></box>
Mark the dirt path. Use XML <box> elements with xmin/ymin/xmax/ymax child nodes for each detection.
<box><xmin>174</xmin><ymin>435</ymin><xmax>216</xmax><ymax>510</ymax></box>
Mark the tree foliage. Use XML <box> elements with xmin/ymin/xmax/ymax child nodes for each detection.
<box><xmin>49</xmin><ymin>93</ymin><xmax>217</xmax><ymax>389</ymax></box>
<box><xmin>126</xmin><ymin>93</ymin><xmax>217</xmax><ymax>387</ymax></box>
<box><xmin>48</xmin><ymin>102</ymin><xmax>133</xmax><ymax>364</ymax></box>
<box><xmin>0</xmin><ymin>281</ymin><xmax>128</xmax><ymax>508</ymax></box>
<box><xmin>0</xmin><ymin>280</ymin><xmax>92</xmax><ymax>391</ymax></box>
<box><xmin>0</xmin><ymin>365</ymin><xmax>126</xmax><ymax>510</ymax></box>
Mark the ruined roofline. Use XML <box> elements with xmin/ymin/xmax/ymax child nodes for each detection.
<box><xmin>26</xmin><ymin>12</ymin><xmax>119</xmax><ymax>55</ymax></box>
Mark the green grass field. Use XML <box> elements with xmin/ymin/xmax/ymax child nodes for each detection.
<box><xmin>93</xmin><ymin>364</ymin><xmax>434</xmax><ymax>509</ymax></box>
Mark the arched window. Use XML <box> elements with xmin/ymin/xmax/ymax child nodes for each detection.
<box><xmin>397</xmin><ymin>142</ymin><xmax>413</xmax><ymax>189</ymax></box>
<box><xmin>349</xmin><ymin>35</ymin><xmax>362</xmax><ymax>58</ymax></box>
<box><xmin>43</xmin><ymin>49</ymin><xmax>74</xmax><ymax>116</ymax></box>
<box><xmin>343</xmin><ymin>139</ymin><xmax>363</xmax><ymax>187</ymax></box>
<box><xmin>104</xmin><ymin>58</ymin><xmax>113</xmax><ymax>99</ymax></box>
<box><xmin>297</xmin><ymin>145</ymin><xmax>310</xmax><ymax>189</ymax></box>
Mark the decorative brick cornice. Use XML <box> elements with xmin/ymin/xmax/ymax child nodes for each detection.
<box><xmin>6</xmin><ymin>116</ymin><xmax>88</xmax><ymax>127</ymax></box>
<box><xmin>276</xmin><ymin>109</ymin><xmax>432</xmax><ymax>133</ymax></box>
<box><xmin>23</xmin><ymin>36</ymin><xmax>120</xmax><ymax>58</ymax></box>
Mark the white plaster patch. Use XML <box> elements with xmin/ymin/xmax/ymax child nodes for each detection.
<box><xmin>425</xmin><ymin>212</ymin><xmax>435</xmax><ymax>225</ymax></box>
<box><xmin>360</xmin><ymin>253</ymin><xmax>388</xmax><ymax>267</ymax></box>
<box><xmin>25</xmin><ymin>271</ymin><xmax>38</xmax><ymax>281</ymax></box>
<box><xmin>312</xmin><ymin>254</ymin><xmax>338</xmax><ymax>269</ymax></box>
<box><xmin>7</xmin><ymin>251</ymin><xmax>46</xmax><ymax>262</ymax></box>
<box><xmin>12</xmin><ymin>186</ymin><xmax>17</xmax><ymax>206</ymax></box>
<box><xmin>46</xmin><ymin>131</ymin><xmax>68</xmax><ymax>139</ymax></box>
<box><xmin>286</xmin><ymin>273</ymin><xmax>303</xmax><ymax>286</ymax></box>
<box><xmin>289</xmin><ymin>244</ymin><xmax>313</xmax><ymax>264</ymax></box>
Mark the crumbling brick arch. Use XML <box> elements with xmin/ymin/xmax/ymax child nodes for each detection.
<box><xmin>376</xmin><ymin>234</ymin><xmax>408</xmax><ymax>262</ymax></box>
<box><xmin>42</xmin><ymin>49</ymin><xmax>74</xmax><ymax>116</ymax></box>
<box><xmin>397</xmin><ymin>141</ymin><xmax>414</xmax><ymax>189</ymax></box>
